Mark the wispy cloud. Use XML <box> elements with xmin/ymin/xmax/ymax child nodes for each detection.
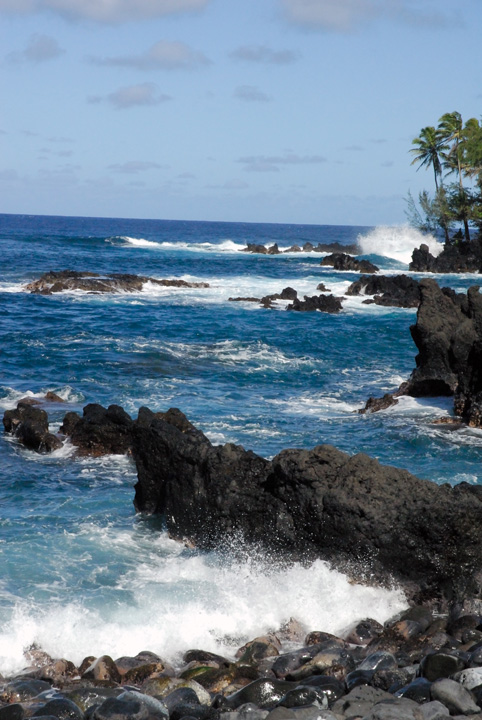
<box><xmin>0</xmin><ymin>0</ymin><xmax>211</xmax><ymax>23</ymax></box>
<box><xmin>89</xmin><ymin>40</ymin><xmax>211</xmax><ymax>71</ymax></box>
<box><xmin>280</xmin><ymin>0</ymin><xmax>457</xmax><ymax>32</ymax></box>
<box><xmin>239</xmin><ymin>153</ymin><xmax>327</xmax><ymax>172</ymax></box>
<box><xmin>230</xmin><ymin>45</ymin><xmax>299</xmax><ymax>65</ymax></box>
<box><xmin>108</xmin><ymin>161</ymin><xmax>163</xmax><ymax>174</ymax></box>
<box><xmin>6</xmin><ymin>33</ymin><xmax>64</xmax><ymax>63</ymax></box>
<box><xmin>234</xmin><ymin>85</ymin><xmax>271</xmax><ymax>103</ymax></box>
<box><xmin>88</xmin><ymin>83</ymin><xmax>172</xmax><ymax>109</ymax></box>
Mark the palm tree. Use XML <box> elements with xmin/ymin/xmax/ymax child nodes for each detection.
<box><xmin>410</xmin><ymin>126</ymin><xmax>447</xmax><ymax>191</ymax></box>
<box><xmin>410</xmin><ymin>126</ymin><xmax>450</xmax><ymax>241</ymax></box>
<box><xmin>438</xmin><ymin>111</ymin><xmax>470</xmax><ymax>240</ymax></box>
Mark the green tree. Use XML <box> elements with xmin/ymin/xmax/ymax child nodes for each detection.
<box><xmin>438</xmin><ymin>111</ymin><xmax>470</xmax><ymax>240</ymax></box>
<box><xmin>410</xmin><ymin>126</ymin><xmax>447</xmax><ymax>192</ymax></box>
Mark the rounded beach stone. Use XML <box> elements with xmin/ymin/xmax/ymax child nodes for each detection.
<box><xmin>419</xmin><ymin>652</ymin><xmax>467</xmax><ymax>681</ymax></box>
<box><xmin>116</xmin><ymin>691</ymin><xmax>168</xmax><ymax>719</ymax></box>
<box><xmin>81</xmin><ymin>655</ymin><xmax>121</xmax><ymax>683</ymax></box>
<box><xmin>359</xmin><ymin>651</ymin><xmax>398</xmax><ymax>672</ymax></box>
<box><xmin>62</xmin><ymin>687</ymin><xmax>123</xmax><ymax>712</ymax></box>
<box><xmin>361</xmin><ymin>697</ymin><xmax>422</xmax><ymax>720</ymax></box>
<box><xmin>32</xmin><ymin>698</ymin><xmax>84</xmax><ymax>719</ymax></box>
<box><xmin>395</xmin><ymin>677</ymin><xmax>432</xmax><ymax>704</ymax></box>
<box><xmin>418</xmin><ymin>700</ymin><xmax>450</xmax><ymax>720</ymax></box>
<box><xmin>430</xmin><ymin>677</ymin><xmax>480</xmax><ymax>715</ymax></box>
<box><xmin>344</xmin><ymin>619</ymin><xmax>383</xmax><ymax>645</ymax></box>
<box><xmin>92</xmin><ymin>696</ymin><xmax>149</xmax><ymax>720</ymax></box>
<box><xmin>331</xmin><ymin>685</ymin><xmax>393</xmax><ymax>717</ymax></box>
<box><xmin>0</xmin><ymin>679</ymin><xmax>53</xmax><ymax>703</ymax></box>
<box><xmin>278</xmin><ymin>687</ymin><xmax>327</xmax><ymax>709</ymax></box>
<box><xmin>0</xmin><ymin>704</ymin><xmax>25</xmax><ymax>720</ymax></box>
<box><xmin>224</xmin><ymin>679</ymin><xmax>295</xmax><ymax>709</ymax></box>
<box><xmin>345</xmin><ymin>668</ymin><xmax>375</xmax><ymax>690</ymax></box>
<box><xmin>452</xmin><ymin>667</ymin><xmax>482</xmax><ymax>690</ymax></box>
<box><xmin>163</xmin><ymin>687</ymin><xmax>201</xmax><ymax>711</ymax></box>
<box><xmin>301</xmin><ymin>676</ymin><xmax>345</xmax><ymax>705</ymax></box>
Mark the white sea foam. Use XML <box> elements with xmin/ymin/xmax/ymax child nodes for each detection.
<box><xmin>0</xmin><ymin>539</ymin><xmax>407</xmax><ymax>676</ymax></box>
<box><xmin>118</xmin><ymin>237</ymin><xmax>246</xmax><ymax>253</ymax></box>
<box><xmin>358</xmin><ymin>226</ymin><xmax>443</xmax><ymax>265</ymax></box>
<box><xmin>0</xmin><ymin>385</ymin><xmax>84</xmax><ymax>410</ymax></box>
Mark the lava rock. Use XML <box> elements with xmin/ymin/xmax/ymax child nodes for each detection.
<box><xmin>320</xmin><ymin>253</ymin><xmax>379</xmax><ymax>273</ymax></box>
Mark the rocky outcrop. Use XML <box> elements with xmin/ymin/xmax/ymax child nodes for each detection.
<box><xmin>132</xmin><ymin>406</ymin><xmax>482</xmax><ymax>606</ymax></box>
<box><xmin>228</xmin><ymin>287</ymin><xmax>298</xmax><ymax>308</ymax></box>
<box><xmin>3</xmin><ymin>400</ymin><xmax>62</xmax><ymax>452</ymax></box>
<box><xmin>363</xmin><ymin>280</ymin><xmax>482</xmax><ymax>427</ymax></box>
<box><xmin>320</xmin><ymin>253</ymin><xmax>379</xmax><ymax>273</ymax></box>
<box><xmin>346</xmin><ymin>275</ymin><xmax>421</xmax><ymax>308</ymax></box>
<box><xmin>410</xmin><ymin>242</ymin><xmax>482</xmax><ymax>273</ymax></box>
<box><xmin>400</xmin><ymin>280</ymin><xmax>482</xmax><ymax>426</ymax></box>
<box><xmin>60</xmin><ymin>403</ymin><xmax>135</xmax><ymax>456</ymax></box>
<box><xmin>25</xmin><ymin>270</ymin><xmax>209</xmax><ymax>294</ymax></box>
<box><xmin>243</xmin><ymin>242</ymin><xmax>360</xmax><ymax>255</ymax></box>
<box><xmin>5</xmin><ymin>396</ymin><xmax>482</xmax><ymax>604</ymax></box>
<box><xmin>286</xmin><ymin>294</ymin><xmax>343</xmax><ymax>313</ymax></box>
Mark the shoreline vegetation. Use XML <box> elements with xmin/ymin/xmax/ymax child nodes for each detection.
<box><xmin>407</xmin><ymin>111</ymin><xmax>482</xmax><ymax>246</ymax></box>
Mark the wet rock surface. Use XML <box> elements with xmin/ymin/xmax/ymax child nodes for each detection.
<box><xmin>346</xmin><ymin>276</ymin><xmax>421</xmax><ymax>308</ymax></box>
<box><xmin>320</xmin><ymin>254</ymin><xmax>379</xmax><ymax>274</ymax></box>
<box><xmin>360</xmin><ymin>280</ymin><xmax>482</xmax><ymax>428</ymax></box>
<box><xmin>410</xmin><ymin>242</ymin><xmax>482</xmax><ymax>274</ymax></box>
<box><xmin>5</xmin><ymin>608</ymin><xmax>482</xmax><ymax>720</ymax></box>
<box><xmin>4</xmin><ymin>400</ymin><xmax>482</xmax><ymax>607</ymax></box>
<box><xmin>25</xmin><ymin>271</ymin><xmax>209</xmax><ymax>295</ymax></box>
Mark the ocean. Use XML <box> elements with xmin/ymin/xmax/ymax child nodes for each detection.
<box><xmin>1</xmin><ymin>213</ymin><xmax>480</xmax><ymax>676</ymax></box>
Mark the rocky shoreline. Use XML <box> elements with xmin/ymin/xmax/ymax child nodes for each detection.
<box><xmin>4</xmin><ymin>604</ymin><xmax>482</xmax><ymax>720</ymax></box>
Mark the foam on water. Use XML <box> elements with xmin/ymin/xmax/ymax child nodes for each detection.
<box><xmin>0</xmin><ymin>540</ymin><xmax>407</xmax><ymax>676</ymax></box>
<box><xmin>118</xmin><ymin>237</ymin><xmax>247</xmax><ymax>253</ymax></box>
<box><xmin>358</xmin><ymin>225</ymin><xmax>443</xmax><ymax>265</ymax></box>
<box><xmin>0</xmin><ymin>385</ymin><xmax>85</xmax><ymax>410</ymax></box>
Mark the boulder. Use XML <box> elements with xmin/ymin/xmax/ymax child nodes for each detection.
<box><xmin>60</xmin><ymin>404</ymin><xmax>134</xmax><ymax>456</ymax></box>
<box><xmin>131</xmin><ymin>407</ymin><xmax>482</xmax><ymax>606</ymax></box>
<box><xmin>3</xmin><ymin>401</ymin><xmax>62</xmax><ymax>452</ymax></box>
<box><xmin>320</xmin><ymin>253</ymin><xmax>379</xmax><ymax>273</ymax></box>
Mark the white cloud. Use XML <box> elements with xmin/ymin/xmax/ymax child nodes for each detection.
<box><xmin>234</xmin><ymin>85</ymin><xmax>271</xmax><ymax>103</ymax></box>
<box><xmin>6</xmin><ymin>33</ymin><xmax>65</xmax><ymax>63</ymax></box>
<box><xmin>88</xmin><ymin>83</ymin><xmax>172</xmax><ymax>109</ymax></box>
<box><xmin>230</xmin><ymin>45</ymin><xmax>299</xmax><ymax>65</ymax></box>
<box><xmin>89</xmin><ymin>40</ymin><xmax>210</xmax><ymax>70</ymax></box>
<box><xmin>280</xmin><ymin>0</ymin><xmax>456</xmax><ymax>32</ymax></box>
<box><xmin>0</xmin><ymin>0</ymin><xmax>210</xmax><ymax>23</ymax></box>
<box><xmin>239</xmin><ymin>153</ymin><xmax>327</xmax><ymax>172</ymax></box>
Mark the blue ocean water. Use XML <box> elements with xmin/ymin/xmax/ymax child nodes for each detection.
<box><xmin>1</xmin><ymin>214</ymin><xmax>480</xmax><ymax>674</ymax></box>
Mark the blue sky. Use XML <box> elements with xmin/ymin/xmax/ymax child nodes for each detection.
<box><xmin>1</xmin><ymin>0</ymin><xmax>481</xmax><ymax>225</ymax></box>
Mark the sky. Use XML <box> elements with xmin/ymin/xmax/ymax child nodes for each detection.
<box><xmin>0</xmin><ymin>0</ymin><xmax>481</xmax><ymax>226</ymax></box>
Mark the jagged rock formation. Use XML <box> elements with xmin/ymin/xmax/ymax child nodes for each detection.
<box><xmin>410</xmin><ymin>242</ymin><xmax>482</xmax><ymax>273</ymax></box>
<box><xmin>25</xmin><ymin>270</ymin><xmax>209</xmax><ymax>294</ymax></box>
<box><xmin>361</xmin><ymin>280</ymin><xmax>482</xmax><ymax>427</ymax></box>
<box><xmin>320</xmin><ymin>253</ymin><xmax>379</xmax><ymax>274</ymax></box>
<box><xmin>3</xmin><ymin>400</ymin><xmax>63</xmax><ymax>452</ymax></box>
<box><xmin>4</xmin><ymin>397</ymin><xmax>482</xmax><ymax>606</ymax></box>
<box><xmin>242</xmin><ymin>242</ymin><xmax>360</xmax><ymax>255</ymax></box>
<box><xmin>286</xmin><ymin>294</ymin><xmax>343</xmax><ymax>313</ymax></box>
<box><xmin>346</xmin><ymin>275</ymin><xmax>421</xmax><ymax>308</ymax></box>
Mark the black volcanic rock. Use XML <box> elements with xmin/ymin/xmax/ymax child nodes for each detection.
<box><xmin>131</xmin><ymin>407</ymin><xmax>482</xmax><ymax>606</ymax></box>
<box><xmin>3</xmin><ymin>401</ymin><xmax>62</xmax><ymax>452</ymax></box>
<box><xmin>410</xmin><ymin>242</ymin><xmax>482</xmax><ymax>273</ymax></box>
<box><xmin>286</xmin><ymin>294</ymin><xmax>343</xmax><ymax>313</ymax></box>
<box><xmin>60</xmin><ymin>403</ymin><xmax>134</xmax><ymax>456</ymax></box>
<box><xmin>346</xmin><ymin>275</ymin><xmax>421</xmax><ymax>308</ymax></box>
<box><xmin>25</xmin><ymin>270</ymin><xmax>209</xmax><ymax>294</ymax></box>
<box><xmin>321</xmin><ymin>253</ymin><xmax>379</xmax><ymax>273</ymax></box>
<box><xmin>364</xmin><ymin>280</ymin><xmax>482</xmax><ymax>427</ymax></box>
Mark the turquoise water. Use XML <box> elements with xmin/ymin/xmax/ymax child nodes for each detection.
<box><xmin>0</xmin><ymin>214</ymin><xmax>480</xmax><ymax>674</ymax></box>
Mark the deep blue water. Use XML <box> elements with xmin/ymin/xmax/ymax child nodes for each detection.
<box><xmin>0</xmin><ymin>214</ymin><xmax>480</xmax><ymax>673</ymax></box>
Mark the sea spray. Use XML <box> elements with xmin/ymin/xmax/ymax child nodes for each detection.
<box><xmin>358</xmin><ymin>225</ymin><xmax>443</xmax><ymax>265</ymax></box>
<box><xmin>0</xmin><ymin>547</ymin><xmax>407</xmax><ymax>676</ymax></box>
